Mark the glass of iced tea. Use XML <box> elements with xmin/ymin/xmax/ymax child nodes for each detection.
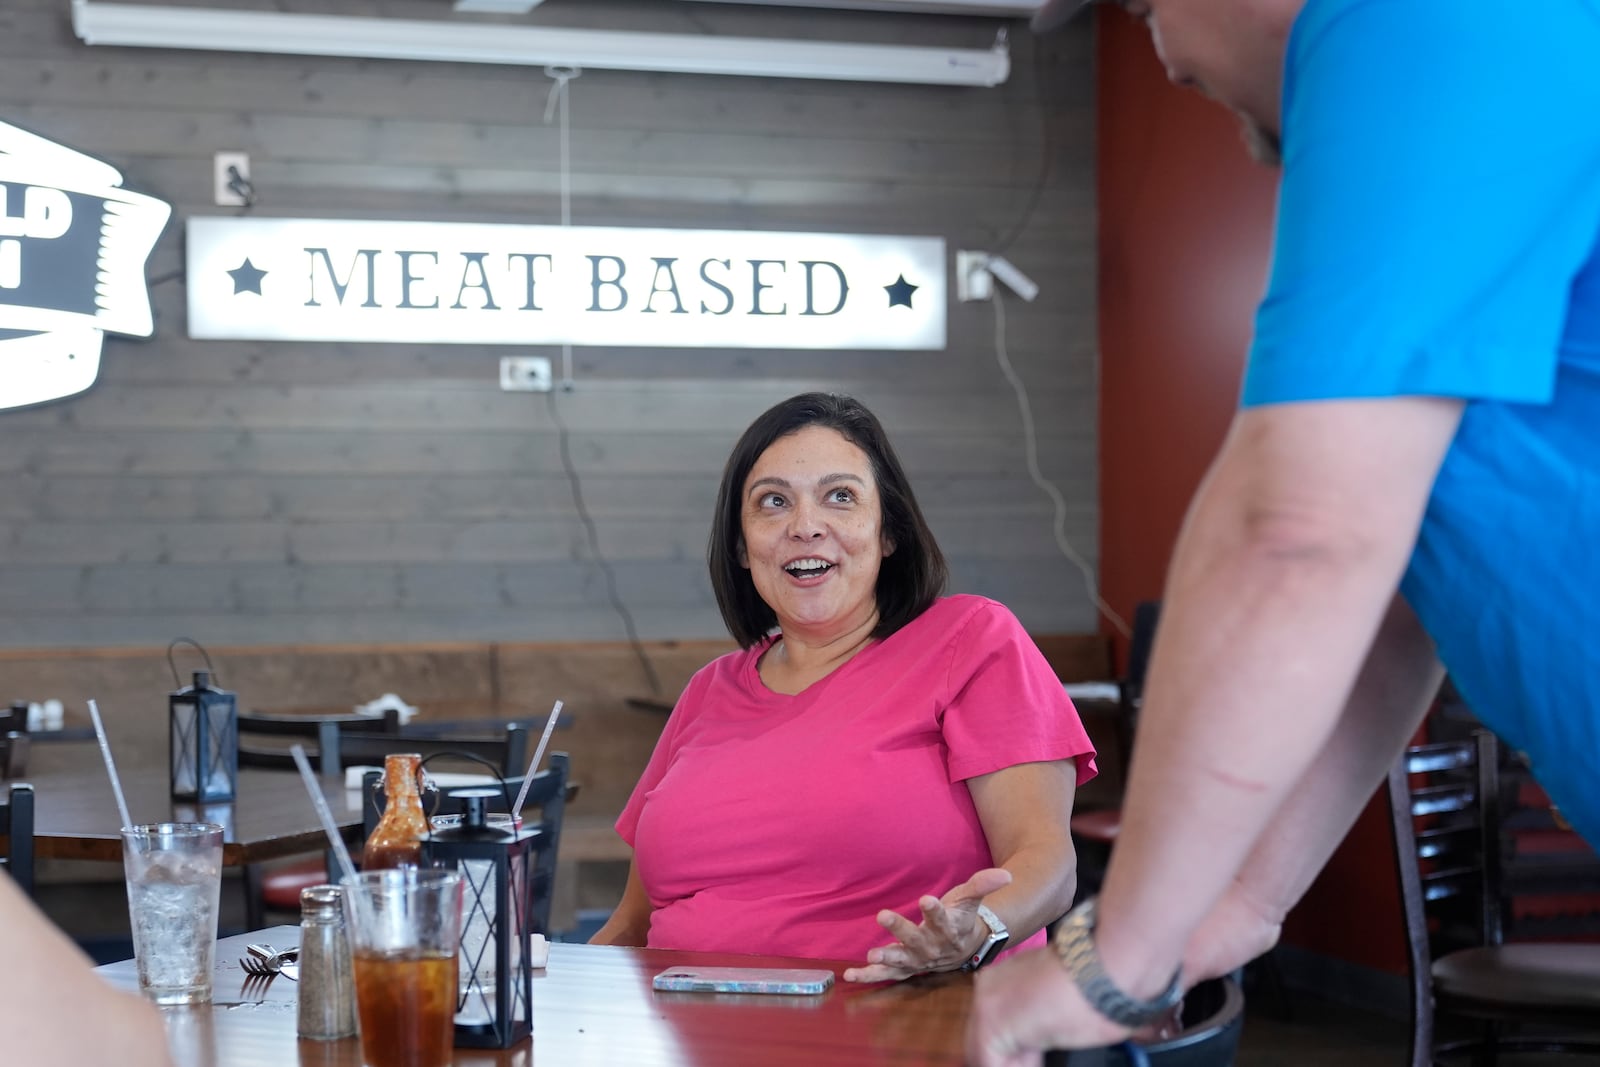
<box><xmin>343</xmin><ymin>868</ymin><xmax>464</xmax><ymax>1067</ymax></box>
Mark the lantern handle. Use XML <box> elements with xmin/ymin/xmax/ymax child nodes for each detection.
<box><xmin>166</xmin><ymin>637</ymin><xmax>219</xmax><ymax>688</ymax></box>
<box><xmin>419</xmin><ymin>750</ymin><xmax>517</xmax><ymax>816</ymax></box>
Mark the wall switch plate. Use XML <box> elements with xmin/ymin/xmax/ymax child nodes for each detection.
<box><xmin>956</xmin><ymin>250</ymin><xmax>994</xmax><ymax>302</ymax></box>
<box><xmin>213</xmin><ymin>152</ymin><xmax>251</xmax><ymax>207</ymax></box>
<box><xmin>500</xmin><ymin>355</ymin><xmax>553</xmax><ymax>393</ymax></box>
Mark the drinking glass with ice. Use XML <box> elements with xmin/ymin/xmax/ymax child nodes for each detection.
<box><xmin>121</xmin><ymin>822</ymin><xmax>224</xmax><ymax>1005</ymax></box>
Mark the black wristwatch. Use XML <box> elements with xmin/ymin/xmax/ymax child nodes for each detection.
<box><xmin>960</xmin><ymin>903</ymin><xmax>1010</xmax><ymax>972</ymax></box>
<box><xmin>1051</xmin><ymin>897</ymin><xmax>1183</xmax><ymax>1027</ymax></box>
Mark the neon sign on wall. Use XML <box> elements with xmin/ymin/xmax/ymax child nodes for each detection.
<box><xmin>0</xmin><ymin>121</ymin><xmax>171</xmax><ymax>410</ymax></box>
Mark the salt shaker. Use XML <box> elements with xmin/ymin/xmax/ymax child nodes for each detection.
<box><xmin>297</xmin><ymin>884</ymin><xmax>358</xmax><ymax>1040</ymax></box>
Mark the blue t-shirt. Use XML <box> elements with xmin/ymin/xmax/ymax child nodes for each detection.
<box><xmin>1242</xmin><ymin>0</ymin><xmax>1600</xmax><ymax>846</ymax></box>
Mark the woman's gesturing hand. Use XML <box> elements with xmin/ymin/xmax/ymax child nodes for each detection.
<box><xmin>842</xmin><ymin>867</ymin><xmax>1013</xmax><ymax>983</ymax></box>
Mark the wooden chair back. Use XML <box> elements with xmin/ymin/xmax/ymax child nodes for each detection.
<box><xmin>1389</xmin><ymin>732</ymin><xmax>1504</xmax><ymax>969</ymax></box>
<box><xmin>1387</xmin><ymin>730</ymin><xmax>1600</xmax><ymax>1065</ymax></box>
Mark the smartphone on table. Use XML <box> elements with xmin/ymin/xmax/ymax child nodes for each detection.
<box><xmin>651</xmin><ymin>967</ymin><xmax>835</xmax><ymax>995</ymax></box>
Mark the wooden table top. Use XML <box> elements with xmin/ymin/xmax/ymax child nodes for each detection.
<box><xmin>19</xmin><ymin>745</ymin><xmax>365</xmax><ymax>865</ymax></box>
<box><xmin>98</xmin><ymin>928</ymin><xmax>975</xmax><ymax>1067</ymax></box>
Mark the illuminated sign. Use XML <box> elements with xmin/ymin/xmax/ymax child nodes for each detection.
<box><xmin>0</xmin><ymin>121</ymin><xmax>171</xmax><ymax>410</ymax></box>
<box><xmin>187</xmin><ymin>218</ymin><xmax>945</xmax><ymax>350</ymax></box>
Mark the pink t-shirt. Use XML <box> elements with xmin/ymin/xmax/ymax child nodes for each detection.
<box><xmin>616</xmin><ymin>594</ymin><xmax>1097</xmax><ymax>962</ymax></box>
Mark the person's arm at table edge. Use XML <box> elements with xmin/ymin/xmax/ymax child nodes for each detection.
<box><xmin>844</xmin><ymin>759</ymin><xmax>1081</xmax><ymax>981</ymax></box>
<box><xmin>968</xmin><ymin>759</ymin><xmax>1079</xmax><ymax>944</ymax></box>
<box><xmin>0</xmin><ymin>872</ymin><xmax>175</xmax><ymax>1067</ymax></box>
<box><xmin>587</xmin><ymin>853</ymin><xmax>652</xmax><ymax>947</ymax></box>
<box><xmin>1092</xmin><ymin>395</ymin><xmax>1463</xmax><ymax>1000</ymax></box>
<box><xmin>1181</xmin><ymin>593</ymin><xmax>1445</xmax><ymax>982</ymax></box>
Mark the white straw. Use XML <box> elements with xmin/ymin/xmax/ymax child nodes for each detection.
<box><xmin>511</xmin><ymin>699</ymin><xmax>563</xmax><ymax>816</ymax></box>
<box><xmin>290</xmin><ymin>744</ymin><xmax>361</xmax><ymax>889</ymax></box>
<box><xmin>86</xmin><ymin>699</ymin><xmax>134</xmax><ymax>832</ymax></box>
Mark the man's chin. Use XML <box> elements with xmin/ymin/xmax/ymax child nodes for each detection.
<box><xmin>1239</xmin><ymin>116</ymin><xmax>1282</xmax><ymax>167</ymax></box>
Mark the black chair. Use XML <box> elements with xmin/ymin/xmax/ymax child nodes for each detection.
<box><xmin>339</xmin><ymin>727</ymin><xmax>529</xmax><ymax>783</ymax></box>
<box><xmin>1387</xmin><ymin>731</ymin><xmax>1600</xmax><ymax>1065</ymax></box>
<box><xmin>236</xmin><ymin>708</ymin><xmax>403</xmax><ymax>774</ymax></box>
<box><xmin>240</xmin><ymin>709</ymin><xmax>530</xmax><ymax>780</ymax></box>
<box><xmin>1069</xmin><ymin>600</ymin><xmax>1161</xmax><ymax>891</ymax></box>
<box><xmin>367</xmin><ymin>752</ymin><xmax>572</xmax><ymax>935</ymax></box>
<box><xmin>242</xmin><ymin>711</ymin><xmax>529</xmax><ymax>926</ymax></box>
<box><xmin>1</xmin><ymin>783</ymin><xmax>35</xmax><ymax>897</ymax></box>
<box><xmin>1</xmin><ymin>702</ymin><xmax>29</xmax><ymax>733</ymax></box>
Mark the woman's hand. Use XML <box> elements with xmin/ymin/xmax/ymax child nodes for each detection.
<box><xmin>842</xmin><ymin>867</ymin><xmax>1013</xmax><ymax>983</ymax></box>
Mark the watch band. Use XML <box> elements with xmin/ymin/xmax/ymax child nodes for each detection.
<box><xmin>960</xmin><ymin>903</ymin><xmax>1010</xmax><ymax>972</ymax></box>
<box><xmin>1050</xmin><ymin>897</ymin><xmax>1182</xmax><ymax>1028</ymax></box>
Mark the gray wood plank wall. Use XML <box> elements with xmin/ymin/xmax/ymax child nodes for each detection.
<box><xmin>0</xmin><ymin>0</ymin><xmax>1098</xmax><ymax>648</ymax></box>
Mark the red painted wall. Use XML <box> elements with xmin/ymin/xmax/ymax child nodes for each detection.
<box><xmin>1093</xmin><ymin>13</ymin><xmax>1408</xmax><ymax>975</ymax></box>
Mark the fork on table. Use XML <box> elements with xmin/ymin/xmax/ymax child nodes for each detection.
<box><xmin>239</xmin><ymin>943</ymin><xmax>299</xmax><ymax>976</ymax></box>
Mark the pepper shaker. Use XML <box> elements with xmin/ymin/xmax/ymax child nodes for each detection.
<box><xmin>297</xmin><ymin>884</ymin><xmax>358</xmax><ymax>1040</ymax></box>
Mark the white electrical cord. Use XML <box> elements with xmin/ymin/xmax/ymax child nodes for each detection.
<box><xmin>992</xmin><ymin>294</ymin><xmax>1131</xmax><ymax>639</ymax></box>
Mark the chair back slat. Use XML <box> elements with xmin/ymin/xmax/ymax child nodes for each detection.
<box><xmin>1421</xmin><ymin>870</ymin><xmax>1476</xmax><ymax>902</ymax></box>
<box><xmin>1411</xmin><ymin>782</ymin><xmax>1476</xmax><ymax>818</ymax></box>
<box><xmin>1415</xmin><ymin>824</ymin><xmax>1477</xmax><ymax>862</ymax></box>
<box><xmin>1404</xmin><ymin>742</ymin><xmax>1476</xmax><ymax>775</ymax></box>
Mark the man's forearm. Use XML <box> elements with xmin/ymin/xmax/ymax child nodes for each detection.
<box><xmin>1225</xmin><ymin>595</ymin><xmax>1442</xmax><ymax>922</ymax></box>
<box><xmin>1183</xmin><ymin>595</ymin><xmax>1444</xmax><ymax>981</ymax></box>
<box><xmin>1090</xmin><ymin>401</ymin><xmax>1458</xmax><ymax>999</ymax></box>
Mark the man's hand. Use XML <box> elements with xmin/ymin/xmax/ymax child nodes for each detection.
<box><xmin>842</xmin><ymin>867</ymin><xmax>1012</xmax><ymax>983</ymax></box>
<box><xmin>965</xmin><ymin>945</ymin><xmax>1132</xmax><ymax>1067</ymax></box>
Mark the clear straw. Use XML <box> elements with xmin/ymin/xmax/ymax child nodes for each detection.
<box><xmin>289</xmin><ymin>744</ymin><xmax>361</xmax><ymax>889</ymax></box>
<box><xmin>86</xmin><ymin>699</ymin><xmax>134</xmax><ymax>832</ymax></box>
<box><xmin>511</xmin><ymin>699</ymin><xmax>563</xmax><ymax>816</ymax></box>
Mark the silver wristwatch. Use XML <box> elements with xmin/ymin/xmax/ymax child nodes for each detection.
<box><xmin>1050</xmin><ymin>897</ymin><xmax>1183</xmax><ymax>1027</ymax></box>
<box><xmin>960</xmin><ymin>903</ymin><xmax>1010</xmax><ymax>972</ymax></box>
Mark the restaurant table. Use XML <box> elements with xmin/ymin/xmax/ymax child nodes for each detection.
<box><xmin>21</xmin><ymin>744</ymin><xmax>365</xmax><ymax>865</ymax></box>
<box><xmin>97</xmin><ymin>927</ymin><xmax>977</xmax><ymax>1066</ymax></box>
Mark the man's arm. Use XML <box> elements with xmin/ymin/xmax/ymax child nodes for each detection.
<box><xmin>1093</xmin><ymin>395</ymin><xmax>1462</xmax><ymax>998</ymax></box>
<box><xmin>1182</xmin><ymin>592</ymin><xmax>1444</xmax><ymax>982</ymax></box>
<box><xmin>0</xmin><ymin>873</ymin><xmax>174</xmax><ymax>1067</ymax></box>
<box><xmin>966</xmin><ymin>586</ymin><xmax>1447</xmax><ymax>1066</ymax></box>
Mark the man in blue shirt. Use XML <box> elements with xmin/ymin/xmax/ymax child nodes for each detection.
<box><xmin>968</xmin><ymin>0</ymin><xmax>1600</xmax><ymax>1061</ymax></box>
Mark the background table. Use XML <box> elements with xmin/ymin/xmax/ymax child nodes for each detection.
<box><xmin>98</xmin><ymin>928</ymin><xmax>974</xmax><ymax>1066</ymax></box>
<box><xmin>22</xmin><ymin>745</ymin><xmax>365</xmax><ymax>865</ymax></box>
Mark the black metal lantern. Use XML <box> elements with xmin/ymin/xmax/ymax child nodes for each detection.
<box><xmin>424</xmin><ymin>789</ymin><xmax>538</xmax><ymax>1049</ymax></box>
<box><xmin>169</xmin><ymin>669</ymin><xmax>238</xmax><ymax>803</ymax></box>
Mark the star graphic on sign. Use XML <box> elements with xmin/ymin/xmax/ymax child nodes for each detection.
<box><xmin>227</xmin><ymin>257</ymin><xmax>267</xmax><ymax>295</ymax></box>
<box><xmin>884</xmin><ymin>274</ymin><xmax>918</xmax><ymax>309</ymax></box>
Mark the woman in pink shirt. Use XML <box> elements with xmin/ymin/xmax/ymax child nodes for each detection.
<box><xmin>591</xmin><ymin>392</ymin><xmax>1096</xmax><ymax>981</ymax></box>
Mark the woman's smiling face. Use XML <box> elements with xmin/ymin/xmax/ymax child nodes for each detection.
<box><xmin>739</xmin><ymin>425</ymin><xmax>893</xmax><ymax>642</ymax></box>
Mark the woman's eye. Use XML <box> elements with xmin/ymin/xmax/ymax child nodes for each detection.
<box><xmin>827</xmin><ymin>488</ymin><xmax>856</xmax><ymax>504</ymax></box>
<box><xmin>758</xmin><ymin>492</ymin><xmax>786</xmax><ymax>508</ymax></box>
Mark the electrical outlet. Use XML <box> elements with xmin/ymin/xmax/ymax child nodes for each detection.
<box><xmin>499</xmin><ymin>356</ymin><xmax>553</xmax><ymax>393</ymax></box>
<box><xmin>956</xmin><ymin>250</ymin><xmax>994</xmax><ymax>302</ymax></box>
<box><xmin>213</xmin><ymin>151</ymin><xmax>251</xmax><ymax>207</ymax></box>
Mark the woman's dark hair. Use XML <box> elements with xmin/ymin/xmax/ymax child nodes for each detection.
<box><xmin>708</xmin><ymin>392</ymin><xmax>948</xmax><ymax>648</ymax></box>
